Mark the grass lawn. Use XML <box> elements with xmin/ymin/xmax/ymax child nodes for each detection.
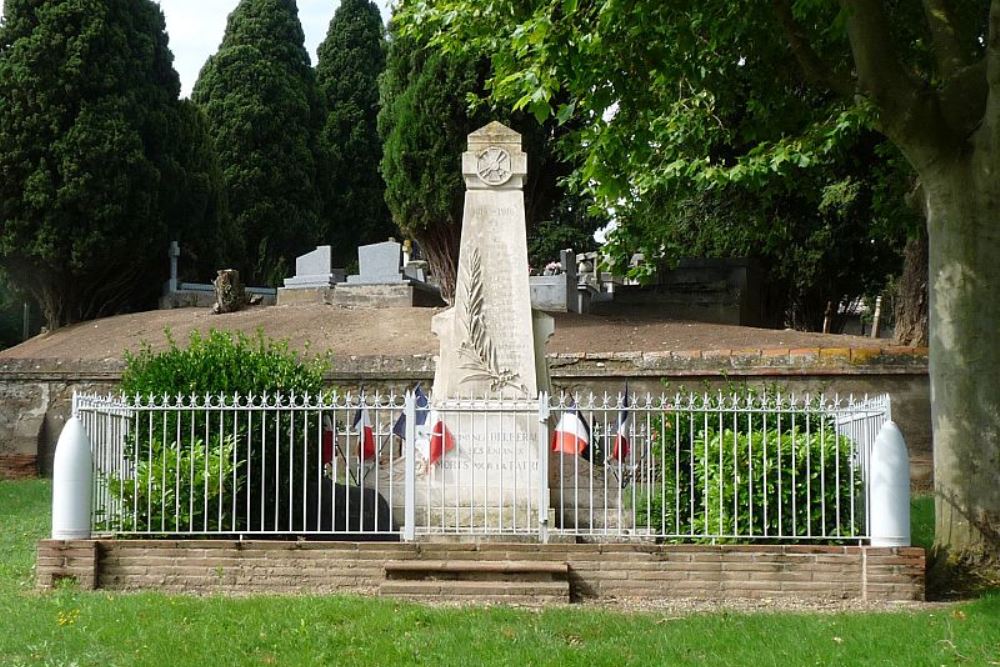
<box><xmin>1</xmin><ymin>481</ymin><xmax>997</xmax><ymax>666</ymax></box>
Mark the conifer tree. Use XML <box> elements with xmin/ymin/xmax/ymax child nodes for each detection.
<box><xmin>378</xmin><ymin>23</ymin><xmax>596</xmax><ymax>301</ymax></box>
<box><xmin>0</xmin><ymin>0</ymin><xmax>223</xmax><ymax>328</ymax></box>
<box><xmin>378</xmin><ymin>29</ymin><xmax>489</xmax><ymax>300</ymax></box>
<box><xmin>316</xmin><ymin>0</ymin><xmax>392</xmax><ymax>265</ymax></box>
<box><xmin>193</xmin><ymin>0</ymin><xmax>323</xmax><ymax>285</ymax></box>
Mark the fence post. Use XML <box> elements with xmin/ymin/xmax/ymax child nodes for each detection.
<box><xmin>402</xmin><ymin>391</ymin><xmax>416</xmax><ymax>542</ymax></box>
<box><xmin>870</xmin><ymin>421</ymin><xmax>910</xmax><ymax>547</ymax></box>
<box><xmin>537</xmin><ymin>392</ymin><xmax>551</xmax><ymax>544</ymax></box>
<box><xmin>52</xmin><ymin>395</ymin><xmax>93</xmax><ymax>540</ymax></box>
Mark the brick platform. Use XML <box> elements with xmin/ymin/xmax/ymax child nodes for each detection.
<box><xmin>36</xmin><ymin>540</ymin><xmax>924</xmax><ymax>602</ymax></box>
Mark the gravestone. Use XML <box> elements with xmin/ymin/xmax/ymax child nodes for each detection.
<box><xmin>346</xmin><ymin>241</ymin><xmax>405</xmax><ymax>284</ymax></box>
<box><xmin>418</xmin><ymin>121</ymin><xmax>554</xmax><ymax>529</ymax></box>
<box><xmin>167</xmin><ymin>241</ymin><xmax>180</xmax><ymax>292</ymax></box>
<box><xmin>335</xmin><ymin>240</ymin><xmax>444</xmax><ymax>307</ymax></box>
<box><xmin>283</xmin><ymin>245</ymin><xmax>345</xmax><ymax>289</ymax></box>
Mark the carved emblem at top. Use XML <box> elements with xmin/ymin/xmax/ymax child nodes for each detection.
<box><xmin>476</xmin><ymin>146</ymin><xmax>513</xmax><ymax>186</ymax></box>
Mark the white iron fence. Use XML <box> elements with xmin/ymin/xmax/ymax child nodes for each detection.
<box><xmin>73</xmin><ymin>390</ymin><xmax>893</xmax><ymax>543</ymax></box>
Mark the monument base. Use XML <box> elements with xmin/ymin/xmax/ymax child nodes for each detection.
<box><xmin>411</xmin><ymin>505</ymin><xmax>555</xmax><ymax>534</ymax></box>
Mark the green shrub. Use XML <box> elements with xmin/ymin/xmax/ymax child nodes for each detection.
<box><xmin>108</xmin><ymin>330</ymin><xmax>331</xmax><ymax>533</ymax></box>
<box><xmin>635</xmin><ymin>390</ymin><xmax>863</xmax><ymax>542</ymax></box>
<box><xmin>121</xmin><ymin>329</ymin><xmax>328</xmax><ymax>397</ymax></box>
<box><xmin>102</xmin><ymin>436</ymin><xmax>242</xmax><ymax>533</ymax></box>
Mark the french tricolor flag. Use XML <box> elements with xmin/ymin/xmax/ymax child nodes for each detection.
<box><xmin>609</xmin><ymin>385</ymin><xmax>631</xmax><ymax>462</ymax></box>
<box><xmin>391</xmin><ymin>385</ymin><xmax>429</xmax><ymax>439</ymax></box>
<box><xmin>416</xmin><ymin>408</ymin><xmax>455</xmax><ymax>466</ymax></box>
<box><xmin>551</xmin><ymin>403</ymin><xmax>591</xmax><ymax>458</ymax></box>
<box><xmin>427</xmin><ymin>410</ymin><xmax>456</xmax><ymax>466</ymax></box>
<box><xmin>352</xmin><ymin>403</ymin><xmax>377</xmax><ymax>461</ymax></box>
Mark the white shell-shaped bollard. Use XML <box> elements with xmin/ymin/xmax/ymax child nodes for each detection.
<box><xmin>870</xmin><ymin>420</ymin><xmax>910</xmax><ymax>547</ymax></box>
<box><xmin>52</xmin><ymin>417</ymin><xmax>93</xmax><ymax>540</ymax></box>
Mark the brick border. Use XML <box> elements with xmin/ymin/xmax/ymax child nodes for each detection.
<box><xmin>36</xmin><ymin>540</ymin><xmax>98</xmax><ymax>589</ymax></box>
<box><xmin>36</xmin><ymin>540</ymin><xmax>924</xmax><ymax>602</ymax></box>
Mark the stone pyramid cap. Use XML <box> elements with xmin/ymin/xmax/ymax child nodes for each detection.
<box><xmin>467</xmin><ymin>121</ymin><xmax>521</xmax><ymax>150</ymax></box>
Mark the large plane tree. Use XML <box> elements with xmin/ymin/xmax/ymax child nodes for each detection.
<box><xmin>403</xmin><ymin>0</ymin><xmax>1000</xmax><ymax>557</ymax></box>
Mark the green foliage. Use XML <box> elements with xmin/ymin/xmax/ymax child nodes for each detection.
<box><xmin>396</xmin><ymin>1</ymin><xmax>943</xmax><ymax>326</ymax></box>
<box><xmin>163</xmin><ymin>100</ymin><xmax>236</xmax><ymax>278</ymax></box>
<box><xmin>0</xmin><ymin>0</ymin><xmax>226</xmax><ymax>328</ymax></box>
<box><xmin>636</xmin><ymin>391</ymin><xmax>861</xmax><ymax>541</ymax></box>
<box><xmin>118</xmin><ymin>330</ymin><xmax>330</xmax><ymax>533</ymax></box>
<box><xmin>103</xmin><ymin>436</ymin><xmax>243</xmax><ymax>533</ymax></box>
<box><xmin>193</xmin><ymin>0</ymin><xmax>324</xmax><ymax>286</ymax></box>
<box><xmin>121</xmin><ymin>329</ymin><xmax>328</xmax><ymax>398</ymax></box>
<box><xmin>379</xmin><ymin>19</ymin><xmax>590</xmax><ymax>299</ymax></box>
<box><xmin>378</xmin><ymin>25</ymin><xmax>482</xmax><ymax>296</ymax></box>
<box><xmin>624</xmin><ymin>135</ymin><xmax>914</xmax><ymax>328</ymax></box>
<box><xmin>527</xmin><ymin>193</ymin><xmax>604</xmax><ymax>269</ymax></box>
<box><xmin>0</xmin><ymin>272</ymin><xmax>34</xmax><ymax>349</ymax></box>
<box><xmin>316</xmin><ymin>0</ymin><xmax>393</xmax><ymax>266</ymax></box>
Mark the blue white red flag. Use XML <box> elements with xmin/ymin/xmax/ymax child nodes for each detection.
<box><xmin>415</xmin><ymin>408</ymin><xmax>455</xmax><ymax>465</ymax></box>
<box><xmin>551</xmin><ymin>402</ymin><xmax>591</xmax><ymax>458</ymax></box>
<box><xmin>427</xmin><ymin>410</ymin><xmax>456</xmax><ymax>465</ymax></box>
<box><xmin>352</xmin><ymin>402</ymin><xmax>377</xmax><ymax>461</ymax></box>
<box><xmin>392</xmin><ymin>385</ymin><xmax>429</xmax><ymax>439</ymax></box>
<box><xmin>609</xmin><ymin>384</ymin><xmax>631</xmax><ymax>462</ymax></box>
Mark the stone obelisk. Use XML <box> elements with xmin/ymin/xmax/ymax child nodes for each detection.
<box><xmin>432</xmin><ymin>122</ymin><xmax>553</xmax><ymax>398</ymax></box>
<box><xmin>425</xmin><ymin>121</ymin><xmax>554</xmax><ymax>529</ymax></box>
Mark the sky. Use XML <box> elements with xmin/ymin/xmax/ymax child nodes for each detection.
<box><xmin>0</xmin><ymin>1</ymin><xmax>395</xmax><ymax>97</ymax></box>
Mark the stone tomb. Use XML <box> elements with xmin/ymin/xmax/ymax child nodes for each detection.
<box><xmin>335</xmin><ymin>241</ymin><xmax>444</xmax><ymax>308</ymax></box>
<box><xmin>277</xmin><ymin>245</ymin><xmax>346</xmax><ymax>306</ymax></box>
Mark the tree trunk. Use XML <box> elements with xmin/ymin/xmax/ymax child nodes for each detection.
<box><xmin>416</xmin><ymin>222</ymin><xmax>462</xmax><ymax>305</ymax></box>
<box><xmin>923</xmin><ymin>156</ymin><xmax>1000</xmax><ymax>555</ymax></box>
<box><xmin>893</xmin><ymin>230</ymin><xmax>929</xmax><ymax>346</ymax></box>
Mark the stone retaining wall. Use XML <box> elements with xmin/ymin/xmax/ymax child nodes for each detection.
<box><xmin>2</xmin><ymin>347</ymin><xmax>929</xmax><ymax>482</ymax></box>
<box><xmin>36</xmin><ymin>539</ymin><xmax>925</xmax><ymax>602</ymax></box>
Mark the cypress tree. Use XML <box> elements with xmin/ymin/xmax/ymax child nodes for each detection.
<box><xmin>193</xmin><ymin>0</ymin><xmax>323</xmax><ymax>285</ymax></box>
<box><xmin>316</xmin><ymin>0</ymin><xmax>392</xmax><ymax>266</ymax></box>
<box><xmin>0</xmin><ymin>0</ymin><xmax>223</xmax><ymax>328</ymax></box>
<box><xmin>378</xmin><ymin>27</ymin><xmax>489</xmax><ymax>301</ymax></box>
<box><xmin>378</xmin><ymin>22</ymin><xmax>586</xmax><ymax>301</ymax></box>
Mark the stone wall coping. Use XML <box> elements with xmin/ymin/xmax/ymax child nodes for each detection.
<box><xmin>2</xmin><ymin>346</ymin><xmax>928</xmax><ymax>382</ymax></box>
<box><xmin>38</xmin><ymin>538</ymin><xmax>925</xmax><ymax>558</ymax></box>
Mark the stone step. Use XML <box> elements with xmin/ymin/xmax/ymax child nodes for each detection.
<box><xmin>380</xmin><ymin>579</ymin><xmax>570</xmax><ymax>602</ymax></box>
<box><xmin>385</xmin><ymin>559</ymin><xmax>568</xmax><ymax>576</ymax></box>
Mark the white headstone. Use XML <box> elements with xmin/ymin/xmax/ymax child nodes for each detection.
<box><xmin>346</xmin><ymin>241</ymin><xmax>405</xmax><ymax>284</ymax></box>
<box><xmin>283</xmin><ymin>245</ymin><xmax>345</xmax><ymax>288</ymax></box>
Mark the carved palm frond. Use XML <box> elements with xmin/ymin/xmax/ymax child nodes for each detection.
<box><xmin>458</xmin><ymin>247</ymin><xmax>528</xmax><ymax>393</ymax></box>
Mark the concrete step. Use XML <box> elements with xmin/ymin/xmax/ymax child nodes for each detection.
<box><xmin>380</xmin><ymin>579</ymin><xmax>570</xmax><ymax>602</ymax></box>
<box><xmin>385</xmin><ymin>559</ymin><xmax>568</xmax><ymax>577</ymax></box>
